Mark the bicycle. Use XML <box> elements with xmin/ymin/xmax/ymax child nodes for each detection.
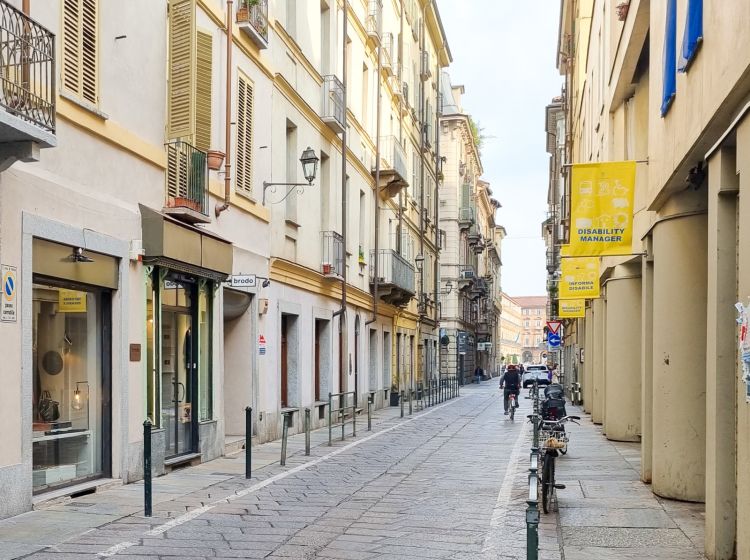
<box><xmin>508</xmin><ymin>391</ymin><xmax>518</xmax><ymax>421</ymax></box>
<box><xmin>529</xmin><ymin>414</ymin><xmax>580</xmax><ymax>513</ymax></box>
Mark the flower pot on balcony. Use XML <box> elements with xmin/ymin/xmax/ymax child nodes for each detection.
<box><xmin>322</xmin><ymin>263</ymin><xmax>333</xmax><ymax>275</ymax></box>
<box><xmin>207</xmin><ymin>150</ymin><xmax>225</xmax><ymax>171</ymax></box>
<box><xmin>616</xmin><ymin>1</ymin><xmax>629</xmax><ymax>21</ymax></box>
<box><xmin>237</xmin><ymin>7</ymin><xmax>249</xmax><ymax>21</ymax></box>
<box><xmin>172</xmin><ymin>197</ymin><xmax>201</xmax><ymax>212</ymax></box>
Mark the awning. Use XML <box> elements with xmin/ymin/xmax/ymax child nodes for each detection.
<box><xmin>140</xmin><ymin>204</ymin><xmax>232</xmax><ymax>282</ymax></box>
<box><xmin>223</xmin><ymin>287</ymin><xmax>252</xmax><ymax>320</ymax></box>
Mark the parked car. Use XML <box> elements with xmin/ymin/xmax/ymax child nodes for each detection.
<box><xmin>522</xmin><ymin>364</ymin><xmax>551</xmax><ymax>387</ymax></box>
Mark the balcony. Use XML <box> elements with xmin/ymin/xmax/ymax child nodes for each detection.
<box><xmin>420</xmin><ymin>50</ymin><xmax>431</xmax><ymax>80</ymax></box>
<box><xmin>458</xmin><ymin>264</ymin><xmax>476</xmax><ymax>288</ymax></box>
<box><xmin>321</xmin><ymin>75</ymin><xmax>345</xmax><ymax>133</ymax></box>
<box><xmin>458</xmin><ymin>206</ymin><xmax>475</xmax><ymax>229</ymax></box>
<box><xmin>236</xmin><ymin>0</ymin><xmax>269</xmax><ymax>49</ymax></box>
<box><xmin>0</xmin><ymin>1</ymin><xmax>56</xmax><ymax>165</ymax></box>
<box><xmin>164</xmin><ymin>141</ymin><xmax>209</xmax><ymax>224</ymax></box>
<box><xmin>470</xmin><ymin>277</ymin><xmax>490</xmax><ymax>301</ymax></box>
<box><xmin>422</xmin><ymin>122</ymin><xmax>432</xmax><ymax>152</ymax></box>
<box><xmin>467</xmin><ymin>224</ymin><xmax>481</xmax><ymax>246</ymax></box>
<box><xmin>375</xmin><ymin>135</ymin><xmax>408</xmax><ymax>198</ymax></box>
<box><xmin>321</xmin><ymin>231</ymin><xmax>344</xmax><ymax>279</ymax></box>
<box><xmin>476</xmin><ymin>320</ymin><xmax>491</xmax><ymax>336</ymax></box>
<box><xmin>365</xmin><ymin>0</ymin><xmax>381</xmax><ymax>43</ymax></box>
<box><xmin>370</xmin><ymin>249</ymin><xmax>415</xmax><ymax>307</ymax></box>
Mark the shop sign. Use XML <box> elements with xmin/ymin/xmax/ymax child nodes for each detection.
<box><xmin>258</xmin><ymin>334</ymin><xmax>266</xmax><ymax>355</ymax></box>
<box><xmin>559</xmin><ymin>299</ymin><xmax>585</xmax><ymax>318</ymax></box>
<box><xmin>562</xmin><ymin>161</ymin><xmax>636</xmax><ymax>257</ymax></box>
<box><xmin>1</xmin><ymin>264</ymin><xmax>17</xmax><ymax>322</ymax></box>
<box><xmin>59</xmin><ymin>289</ymin><xmax>87</xmax><ymax>312</ymax></box>
<box><xmin>559</xmin><ymin>257</ymin><xmax>600</xmax><ymax>299</ymax></box>
<box><xmin>230</xmin><ymin>274</ymin><xmax>257</xmax><ymax>289</ymax></box>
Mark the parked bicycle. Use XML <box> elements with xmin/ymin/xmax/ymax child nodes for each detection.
<box><xmin>528</xmin><ymin>414</ymin><xmax>580</xmax><ymax>513</ymax></box>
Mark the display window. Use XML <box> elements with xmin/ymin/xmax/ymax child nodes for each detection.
<box><xmin>32</xmin><ymin>281</ymin><xmax>111</xmax><ymax>493</ymax></box>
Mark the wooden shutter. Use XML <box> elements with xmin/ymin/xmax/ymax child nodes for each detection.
<box><xmin>168</xmin><ymin>0</ymin><xmax>196</xmax><ymax>140</ymax></box>
<box><xmin>195</xmin><ymin>31</ymin><xmax>212</xmax><ymax>152</ymax></box>
<box><xmin>62</xmin><ymin>0</ymin><xmax>98</xmax><ymax>104</ymax></box>
<box><xmin>235</xmin><ymin>74</ymin><xmax>254</xmax><ymax>197</ymax></box>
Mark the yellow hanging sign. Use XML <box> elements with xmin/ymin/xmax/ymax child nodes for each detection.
<box><xmin>559</xmin><ymin>299</ymin><xmax>586</xmax><ymax>318</ymax></box>
<box><xmin>559</xmin><ymin>257</ymin><xmax>600</xmax><ymax>299</ymax></box>
<box><xmin>562</xmin><ymin>161</ymin><xmax>636</xmax><ymax>257</ymax></box>
<box><xmin>59</xmin><ymin>289</ymin><xmax>87</xmax><ymax>312</ymax></box>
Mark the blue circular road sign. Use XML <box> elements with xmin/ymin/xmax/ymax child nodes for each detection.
<box><xmin>548</xmin><ymin>333</ymin><xmax>561</xmax><ymax>347</ymax></box>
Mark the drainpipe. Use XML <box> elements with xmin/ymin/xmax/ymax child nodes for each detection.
<box><xmin>333</xmin><ymin>0</ymin><xmax>349</xmax><ymax>321</ymax></box>
<box><xmin>22</xmin><ymin>0</ymin><xmax>29</xmax><ymax>14</ymax></box>
<box><xmin>434</xmin><ymin>61</ymin><xmax>441</xmax><ymax>381</ymax></box>
<box><xmin>215</xmin><ymin>0</ymin><xmax>234</xmax><ymax>217</ymax></box>
<box><xmin>365</xmin><ymin>5</ymin><xmax>383</xmax><ymax>329</ymax></box>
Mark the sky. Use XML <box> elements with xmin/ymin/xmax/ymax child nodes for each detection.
<box><xmin>436</xmin><ymin>1</ymin><xmax>562</xmax><ymax>297</ymax></box>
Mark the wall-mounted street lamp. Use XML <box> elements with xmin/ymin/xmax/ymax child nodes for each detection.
<box><xmin>262</xmin><ymin>147</ymin><xmax>320</xmax><ymax>205</ymax></box>
<box><xmin>440</xmin><ymin>281</ymin><xmax>453</xmax><ymax>295</ymax></box>
<box><xmin>415</xmin><ymin>253</ymin><xmax>425</xmax><ymax>271</ymax></box>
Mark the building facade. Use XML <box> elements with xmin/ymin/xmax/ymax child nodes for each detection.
<box><xmin>498</xmin><ymin>293</ymin><xmax>523</xmax><ymax>366</ymax></box>
<box><xmin>438</xmin><ymin>74</ymin><xmax>503</xmax><ymax>383</ymax></box>
<box><xmin>0</xmin><ymin>0</ymin><xmax>457</xmax><ymax>519</ymax></box>
<box><xmin>553</xmin><ymin>1</ymin><xmax>750</xmax><ymax>557</ymax></box>
<box><xmin>513</xmin><ymin>296</ymin><xmax>548</xmax><ymax>364</ymax></box>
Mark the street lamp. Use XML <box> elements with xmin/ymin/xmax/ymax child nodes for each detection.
<box><xmin>263</xmin><ymin>147</ymin><xmax>320</xmax><ymax>205</ymax></box>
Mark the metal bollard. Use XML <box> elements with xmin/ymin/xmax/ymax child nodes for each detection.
<box><xmin>368</xmin><ymin>393</ymin><xmax>373</xmax><ymax>431</ymax></box>
<box><xmin>408</xmin><ymin>386</ymin><xmax>413</xmax><ymax>415</ymax></box>
<box><xmin>328</xmin><ymin>392</ymin><xmax>332</xmax><ymax>446</ymax></box>
<box><xmin>342</xmin><ymin>393</ymin><xmax>346</xmax><ymax>441</ymax></box>
<box><xmin>304</xmin><ymin>408</ymin><xmax>311</xmax><ymax>456</ymax></box>
<box><xmin>353</xmin><ymin>393</ymin><xmax>357</xmax><ymax>437</ymax></box>
<box><xmin>400</xmin><ymin>390</ymin><xmax>404</xmax><ymax>417</ymax></box>
<box><xmin>245</xmin><ymin>406</ymin><xmax>252</xmax><ymax>479</ymax></box>
<box><xmin>280</xmin><ymin>413</ymin><xmax>289</xmax><ymax>466</ymax></box>
<box><xmin>526</xmin><ymin>449</ymin><xmax>540</xmax><ymax>559</ymax></box>
<box><xmin>143</xmin><ymin>419</ymin><xmax>152</xmax><ymax>517</ymax></box>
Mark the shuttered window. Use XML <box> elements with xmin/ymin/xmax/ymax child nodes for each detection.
<box><xmin>195</xmin><ymin>31</ymin><xmax>212</xmax><ymax>151</ymax></box>
<box><xmin>235</xmin><ymin>74</ymin><xmax>254</xmax><ymax>197</ymax></box>
<box><xmin>62</xmin><ymin>0</ymin><xmax>98</xmax><ymax>104</ymax></box>
<box><xmin>168</xmin><ymin>0</ymin><xmax>196</xmax><ymax>139</ymax></box>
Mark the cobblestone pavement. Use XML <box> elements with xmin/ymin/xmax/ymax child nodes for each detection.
<box><xmin>2</xmin><ymin>384</ymin><xmax>705</xmax><ymax>559</ymax></box>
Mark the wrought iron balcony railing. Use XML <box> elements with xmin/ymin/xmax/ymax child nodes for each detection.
<box><xmin>377</xmin><ymin>135</ymin><xmax>408</xmax><ymax>183</ymax></box>
<box><xmin>321</xmin><ymin>75</ymin><xmax>345</xmax><ymax>133</ymax></box>
<box><xmin>321</xmin><ymin>231</ymin><xmax>344</xmax><ymax>278</ymax></box>
<box><xmin>458</xmin><ymin>206</ymin><xmax>475</xmax><ymax>227</ymax></box>
<box><xmin>164</xmin><ymin>141</ymin><xmax>209</xmax><ymax>223</ymax></box>
<box><xmin>236</xmin><ymin>0</ymin><xmax>269</xmax><ymax>49</ymax></box>
<box><xmin>0</xmin><ymin>1</ymin><xmax>55</xmax><ymax>136</ymax></box>
<box><xmin>370</xmin><ymin>249</ymin><xmax>416</xmax><ymax>299</ymax></box>
<box><xmin>365</xmin><ymin>0</ymin><xmax>381</xmax><ymax>41</ymax></box>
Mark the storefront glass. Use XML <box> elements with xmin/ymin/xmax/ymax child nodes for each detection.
<box><xmin>32</xmin><ymin>283</ymin><xmax>104</xmax><ymax>492</ymax></box>
<box><xmin>198</xmin><ymin>281</ymin><xmax>212</xmax><ymax>421</ymax></box>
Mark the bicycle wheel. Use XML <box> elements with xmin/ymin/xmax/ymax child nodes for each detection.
<box><xmin>510</xmin><ymin>400</ymin><xmax>515</xmax><ymax>421</ymax></box>
<box><xmin>541</xmin><ymin>454</ymin><xmax>555</xmax><ymax>514</ymax></box>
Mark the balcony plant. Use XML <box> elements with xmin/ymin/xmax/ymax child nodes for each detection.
<box><xmin>236</xmin><ymin>0</ymin><xmax>259</xmax><ymax>22</ymax></box>
<box><xmin>358</xmin><ymin>246</ymin><xmax>366</xmax><ymax>266</ymax></box>
<box><xmin>206</xmin><ymin>149</ymin><xmax>225</xmax><ymax>171</ymax></box>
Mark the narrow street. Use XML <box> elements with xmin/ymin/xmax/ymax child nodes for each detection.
<box><xmin>2</xmin><ymin>385</ymin><xmax>704</xmax><ymax>560</ymax></box>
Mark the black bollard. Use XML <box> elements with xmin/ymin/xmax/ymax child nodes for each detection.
<box><xmin>280</xmin><ymin>412</ymin><xmax>290</xmax><ymax>466</ymax></box>
<box><xmin>400</xmin><ymin>390</ymin><xmax>404</xmax><ymax>418</ymax></box>
<box><xmin>368</xmin><ymin>393</ymin><xmax>373</xmax><ymax>431</ymax></box>
<box><xmin>143</xmin><ymin>419</ymin><xmax>152</xmax><ymax>517</ymax></box>
<box><xmin>304</xmin><ymin>408</ymin><xmax>311</xmax><ymax>456</ymax></box>
<box><xmin>245</xmin><ymin>406</ymin><xmax>252</xmax><ymax>479</ymax></box>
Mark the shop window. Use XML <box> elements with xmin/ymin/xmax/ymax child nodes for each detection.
<box><xmin>32</xmin><ymin>283</ymin><xmax>107</xmax><ymax>492</ymax></box>
<box><xmin>198</xmin><ymin>281</ymin><xmax>213</xmax><ymax>421</ymax></box>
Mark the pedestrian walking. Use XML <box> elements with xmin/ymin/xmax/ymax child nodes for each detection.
<box><xmin>474</xmin><ymin>366</ymin><xmax>482</xmax><ymax>384</ymax></box>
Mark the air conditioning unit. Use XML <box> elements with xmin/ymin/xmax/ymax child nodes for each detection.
<box><xmin>461</xmin><ymin>269</ymin><xmax>475</xmax><ymax>280</ymax></box>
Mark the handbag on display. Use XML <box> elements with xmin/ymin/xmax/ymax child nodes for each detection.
<box><xmin>38</xmin><ymin>390</ymin><xmax>60</xmax><ymax>422</ymax></box>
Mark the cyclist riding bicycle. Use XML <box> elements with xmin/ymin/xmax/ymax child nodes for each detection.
<box><xmin>499</xmin><ymin>364</ymin><xmax>521</xmax><ymax>415</ymax></box>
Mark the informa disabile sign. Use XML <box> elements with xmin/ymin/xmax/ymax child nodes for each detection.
<box><xmin>1</xmin><ymin>264</ymin><xmax>17</xmax><ymax>322</ymax></box>
<box><xmin>559</xmin><ymin>257</ymin><xmax>600</xmax><ymax>299</ymax></box>
<box><xmin>562</xmin><ymin>161</ymin><xmax>636</xmax><ymax>257</ymax></box>
<box><xmin>559</xmin><ymin>299</ymin><xmax>586</xmax><ymax>318</ymax></box>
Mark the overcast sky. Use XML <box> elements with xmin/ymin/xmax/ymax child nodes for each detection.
<box><xmin>436</xmin><ymin>1</ymin><xmax>562</xmax><ymax>298</ymax></box>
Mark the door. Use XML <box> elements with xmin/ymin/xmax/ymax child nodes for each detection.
<box><xmin>281</xmin><ymin>315</ymin><xmax>288</xmax><ymax>408</ymax></box>
<box><xmin>314</xmin><ymin>321</ymin><xmax>321</xmax><ymax>401</ymax></box>
<box><xmin>161</xmin><ymin>278</ymin><xmax>197</xmax><ymax>458</ymax></box>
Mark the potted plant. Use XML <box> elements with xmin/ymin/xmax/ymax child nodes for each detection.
<box><xmin>358</xmin><ymin>246</ymin><xmax>366</xmax><ymax>266</ymax></box>
<box><xmin>236</xmin><ymin>0</ymin><xmax>259</xmax><ymax>22</ymax></box>
<box><xmin>322</xmin><ymin>262</ymin><xmax>333</xmax><ymax>275</ymax></box>
<box><xmin>207</xmin><ymin>149</ymin><xmax>225</xmax><ymax>171</ymax></box>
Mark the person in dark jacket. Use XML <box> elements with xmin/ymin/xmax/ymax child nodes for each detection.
<box><xmin>499</xmin><ymin>365</ymin><xmax>521</xmax><ymax>414</ymax></box>
<box><xmin>474</xmin><ymin>366</ymin><xmax>483</xmax><ymax>384</ymax></box>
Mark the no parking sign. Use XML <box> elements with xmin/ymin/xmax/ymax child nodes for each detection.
<box><xmin>1</xmin><ymin>264</ymin><xmax>16</xmax><ymax>322</ymax></box>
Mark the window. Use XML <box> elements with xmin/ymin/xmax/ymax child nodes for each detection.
<box><xmin>286</xmin><ymin>0</ymin><xmax>296</xmax><ymax>38</ymax></box>
<box><xmin>524</xmin><ymin>320</ymin><xmax>529</xmax><ymax>328</ymax></box>
<box><xmin>362</xmin><ymin>63</ymin><xmax>369</xmax><ymax>130</ymax></box>
<box><xmin>536</xmin><ymin>320</ymin><xmax>541</xmax><ymax>327</ymax></box>
<box><xmin>236</xmin><ymin>73</ymin><xmax>254</xmax><ymax>197</ymax></box>
<box><xmin>285</xmin><ymin>120</ymin><xmax>298</xmax><ymax>222</ymax></box>
<box><xmin>195</xmin><ymin>31</ymin><xmax>213</xmax><ymax>152</ymax></box>
<box><xmin>198</xmin><ymin>281</ymin><xmax>212</xmax><ymax>421</ymax></box>
<box><xmin>678</xmin><ymin>0</ymin><xmax>702</xmax><ymax>71</ymax></box>
<box><xmin>62</xmin><ymin>0</ymin><xmax>98</xmax><ymax>104</ymax></box>
<box><xmin>661</xmin><ymin>0</ymin><xmax>677</xmax><ymax>116</ymax></box>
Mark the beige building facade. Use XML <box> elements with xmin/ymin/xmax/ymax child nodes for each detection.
<box><xmin>498</xmin><ymin>293</ymin><xmax>523</xmax><ymax>366</ymax></box>
<box><xmin>554</xmin><ymin>1</ymin><xmax>750</xmax><ymax>557</ymax></box>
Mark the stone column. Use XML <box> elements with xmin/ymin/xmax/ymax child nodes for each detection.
<box><xmin>652</xmin><ymin>211</ymin><xmax>707</xmax><ymax>501</ymax></box>
<box><xmin>583</xmin><ymin>305</ymin><xmax>594</xmax><ymax>413</ymax></box>
<box><xmin>704</xmin><ymin>145</ymin><xmax>738</xmax><ymax>560</ymax></box>
<box><xmin>591</xmin><ymin>297</ymin><xmax>605</xmax><ymax>425</ymax></box>
<box><xmin>604</xmin><ymin>265</ymin><xmax>642</xmax><ymax>441</ymax></box>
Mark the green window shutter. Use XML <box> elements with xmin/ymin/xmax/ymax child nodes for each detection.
<box><xmin>168</xmin><ymin>0</ymin><xmax>196</xmax><ymax>140</ymax></box>
<box><xmin>195</xmin><ymin>31</ymin><xmax>212</xmax><ymax>152</ymax></box>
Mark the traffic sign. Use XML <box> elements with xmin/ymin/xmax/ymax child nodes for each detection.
<box><xmin>547</xmin><ymin>332</ymin><xmax>561</xmax><ymax>348</ymax></box>
<box><xmin>546</xmin><ymin>320</ymin><xmax>561</xmax><ymax>334</ymax></box>
<box><xmin>1</xmin><ymin>264</ymin><xmax>17</xmax><ymax>323</ymax></box>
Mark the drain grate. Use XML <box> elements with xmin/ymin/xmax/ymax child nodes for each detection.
<box><xmin>66</xmin><ymin>502</ymin><xmax>96</xmax><ymax>507</ymax></box>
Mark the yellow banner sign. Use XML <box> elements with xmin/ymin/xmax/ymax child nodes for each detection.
<box><xmin>562</xmin><ymin>161</ymin><xmax>636</xmax><ymax>257</ymax></box>
<box><xmin>560</xmin><ymin>257</ymin><xmax>600</xmax><ymax>299</ymax></box>
<box><xmin>59</xmin><ymin>289</ymin><xmax>87</xmax><ymax>312</ymax></box>
<box><xmin>559</xmin><ymin>299</ymin><xmax>585</xmax><ymax>318</ymax></box>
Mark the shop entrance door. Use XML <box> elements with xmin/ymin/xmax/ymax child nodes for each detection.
<box><xmin>161</xmin><ymin>279</ymin><xmax>197</xmax><ymax>459</ymax></box>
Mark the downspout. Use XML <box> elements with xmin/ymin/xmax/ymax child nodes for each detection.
<box><xmin>333</xmin><ymin>0</ymin><xmax>349</xmax><ymax>320</ymax></box>
<box><xmin>365</xmin><ymin>3</ymin><xmax>384</xmax><ymax>329</ymax></box>
<box><xmin>418</xmin><ymin>18</ymin><xmax>426</xmax><ymax>311</ymax></box>
<box><xmin>434</xmin><ymin>62</ymin><xmax>441</xmax><ymax>381</ymax></box>
<box><xmin>22</xmin><ymin>0</ymin><xmax>29</xmax><ymax>14</ymax></box>
<box><xmin>215</xmin><ymin>0</ymin><xmax>233</xmax><ymax>216</ymax></box>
